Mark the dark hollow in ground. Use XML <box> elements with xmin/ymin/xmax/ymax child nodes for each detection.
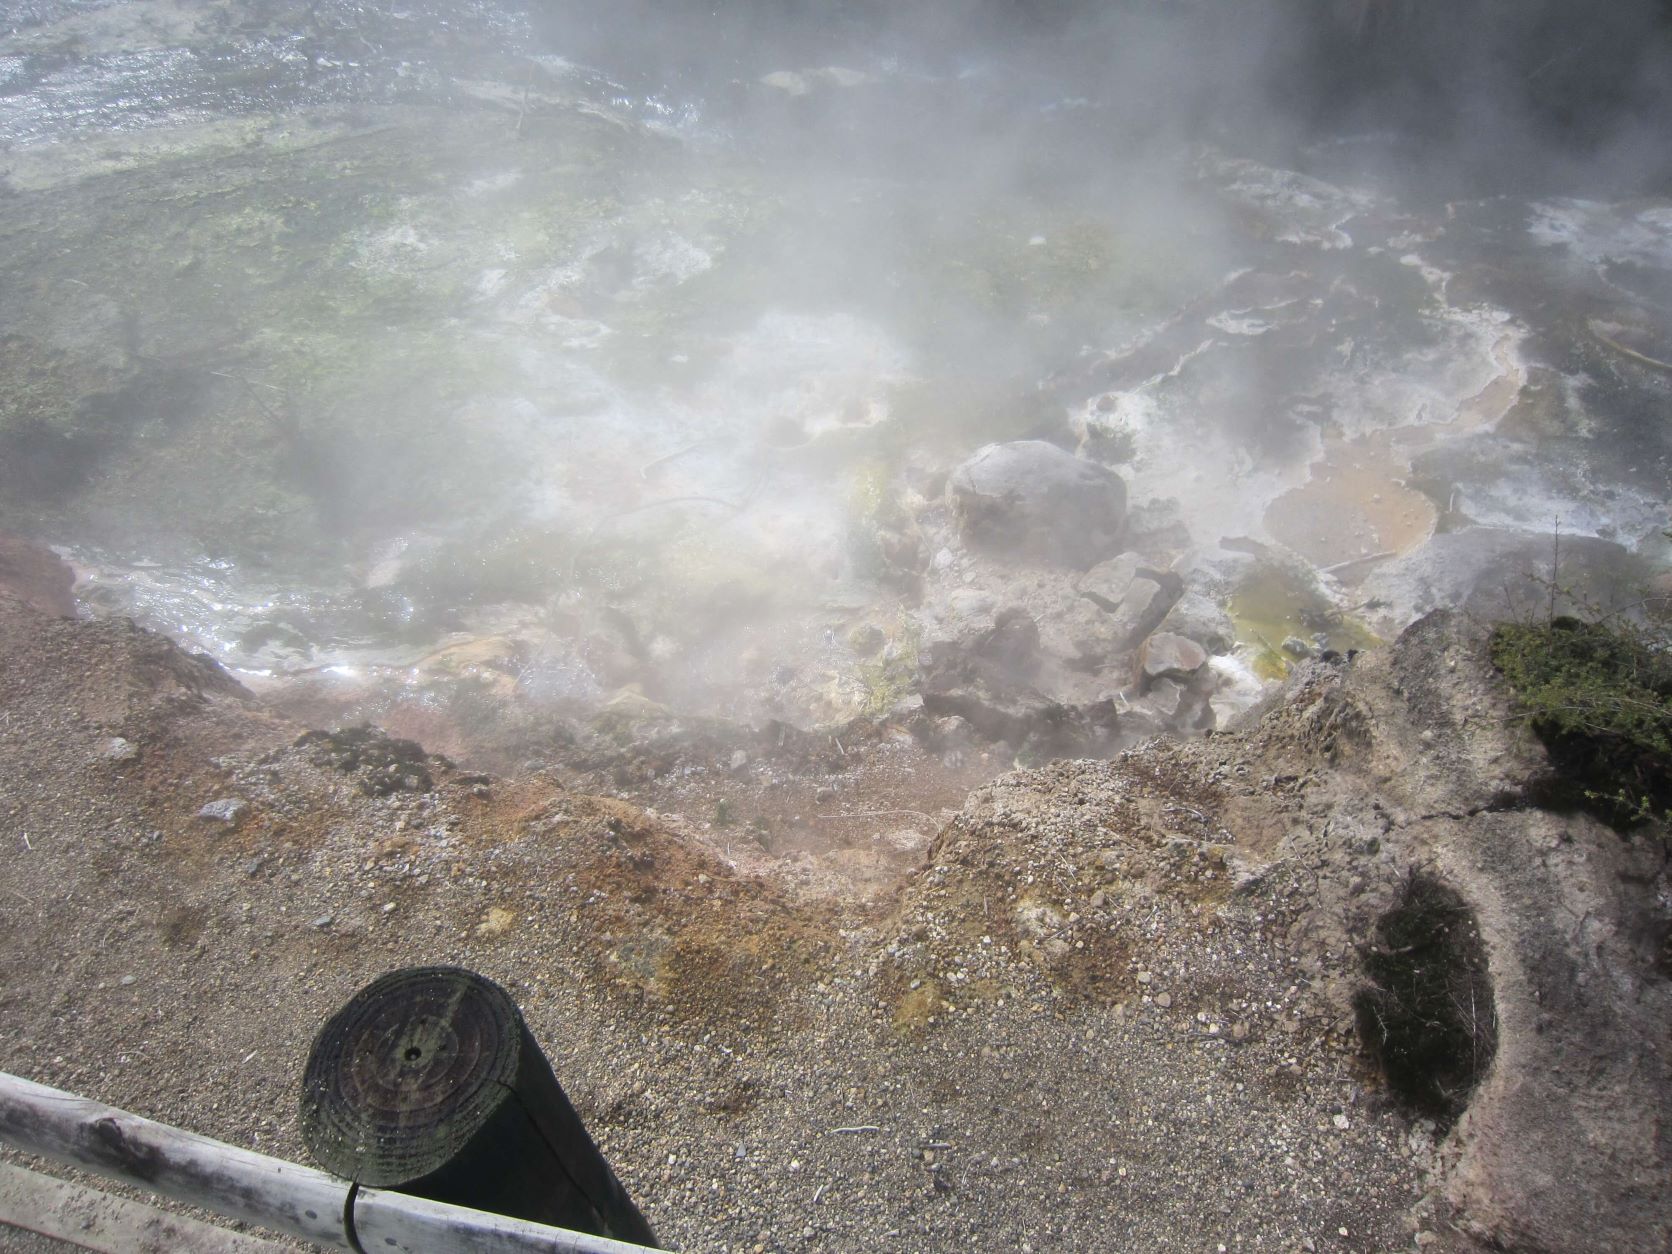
<box><xmin>1353</xmin><ymin>872</ymin><xmax>1498</xmax><ymax>1126</ymax></box>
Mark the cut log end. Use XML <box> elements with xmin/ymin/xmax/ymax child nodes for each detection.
<box><xmin>300</xmin><ymin>966</ymin><xmax>522</xmax><ymax>1187</ymax></box>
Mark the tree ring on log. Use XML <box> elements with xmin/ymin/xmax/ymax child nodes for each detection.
<box><xmin>300</xmin><ymin>966</ymin><xmax>522</xmax><ymax>1186</ymax></box>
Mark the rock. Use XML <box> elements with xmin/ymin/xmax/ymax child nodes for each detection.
<box><xmin>1105</xmin><ymin>577</ymin><xmax>1172</xmax><ymax>648</ymax></box>
<box><xmin>920</xmin><ymin>595</ymin><xmax>1042</xmax><ymax>679</ymax></box>
<box><xmin>921</xmin><ymin>672</ymin><xmax>1119</xmax><ymax>760</ymax></box>
<box><xmin>729</xmin><ymin>749</ymin><xmax>750</xmax><ymax>771</ymax></box>
<box><xmin>1138</xmin><ymin>677</ymin><xmax>1189</xmax><ymax>722</ymax></box>
<box><xmin>297</xmin><ymin>726</ymin><xmax>432</xmax><ymax>796</ymax></box>
<box><xmin>310</xmin><ymin>914</ymin><xmax>334</xmax><ymax>929</ymax></box>
<box><xmin>1154</xmin><ymin>991</ymin><xmax>1172</xmax><ymax>1009</ymax></box>
<box><xmin>1158</xmin><ymin>590</ymin><xmax>1236</xmax><ymax>654</ymax></box>
<box><xmin>846</xmin><ymin>623</ymin><xmax>886</xmax><ymax>656</ymax></box>
<box><xmin>1359</xmin><ymin>527</ymin><xmax>1651</xmax><ymax>638</ymax></box>
<box><xmin>1026</xmin><ymin>576</ymin><xmax>1127</xmax><ymax>671</ymax></box>
<box><xmin>196</xmin><ymin>798</ymin><xmax>248</xmax><ymax>825</ymax></box>
<box><xmin>1140</xmin><ymin>633</ymin><xmax>1208</xmax><ymax>682</ymax></box>
<box><xmin>101</xmin><ymin>737</ymin><xmax>138</xmax><ymax>763</ymax></box>
<box><xmin>1281</xmin><ymin>635</ymin><xmax>1312</xmax><ymax>658</ymax></box>
<box><xmin>1646</xmin><ymin>569</ymin><xmax>1672</xmax><ymax>619</ymax></box>
<box><xmin>947</xmin><ymin>441</ymin><xmax>1126</xmax><ymax>568</ymax></box>
<box><xmin>1077</xmin><ymin>554</ymin><xmax>1142</xmax><ymax>611</ymax></box>
<box><xmin>0</xmin><ymin>535</ymin><xmax>76</xmax><ymax>617</ymax></box>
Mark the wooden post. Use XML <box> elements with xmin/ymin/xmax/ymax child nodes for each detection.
<box><xmin>300</xmin><ymin>966</ymin><xmax>658</xmax><ymax>1249</ymax></box>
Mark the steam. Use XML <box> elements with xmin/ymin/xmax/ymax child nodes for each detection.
<box><xmin>5</xmin><ymin>0</ymin><xmax>1669</xmax><ymax>749</ymax></box>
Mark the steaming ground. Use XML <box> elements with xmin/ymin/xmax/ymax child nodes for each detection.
<box><xmin>8</xmin><ymin>2</ymin><xmax>1668</xmax><ymax>755</ymax></box>
<box><xmin>1</xmin><ymin>3</ymin><xmax>1671</xmax><ymax>1247</ymax></box>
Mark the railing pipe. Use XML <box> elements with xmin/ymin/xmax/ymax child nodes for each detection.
<box><xmin>0</xmin><ymin>1071</ymin><xmax>654</xmax><ymax>1254</ymax></box>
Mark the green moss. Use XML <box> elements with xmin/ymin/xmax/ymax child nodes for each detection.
<box><xmin>1490</xmin><ymin>616</ymin><xmax>1672</xmax><ymax>828</ymax></box>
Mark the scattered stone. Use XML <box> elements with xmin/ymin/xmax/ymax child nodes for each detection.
<box><xmin>101</xmin><ymin>737</ymin><xmax>138</xmax><ymax>763</ymax></box>
<box><xmin>1281</xmin><ymin>635</ymin><xmax>1312</xmax><ymax>658</ymax></box>
<box><xmin>729</xmin><ymin>749</ymin><xmax>750</xmax><ymax>771</ymax></box>
<box><xmin>1333</xmin><ymin>1113</ymin><xmax>1350</xmax><ymax>1130</ymax></box>
<box><xmin>947</xmin><ymin>441</ymin><xmax>1127</xmax><ymax>568</ymax></box>
<box><xmin>197</xmin><ymin>797</ymin><xmax>248</xmax><ymax>825</ymax></box>
<box><xmin>310</xmin><ymin>914</ymin><xmax>334</xmax><ymax>929</ymax></box>
<box><xmin>118</xmin><ymin>975</ymin><xmax>136</xmax><ymax>987</ymax></box>
<box><xmin>1154</xmin><ymin>992</ymin><xmax>1173</xmax><ymax>1009</ymax></box>
<box><xmin>476</xmin><ymin>906</ymin><xmax>515</xmax><ymax>939</ymax></box>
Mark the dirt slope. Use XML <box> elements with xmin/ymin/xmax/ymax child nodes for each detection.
<box><xmin>0</xmin><ymin>552</ymin><xmax>1666</xmax><ymax>1252</ymax></box>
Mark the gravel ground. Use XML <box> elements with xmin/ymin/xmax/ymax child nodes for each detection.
<box><xmin>0</xmin><ymin>583</ymin><xmax>1555</xmax><ymax>1253</ymax></box>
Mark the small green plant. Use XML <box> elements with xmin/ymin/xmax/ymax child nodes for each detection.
<box><xmin>1489</xmin><ymin>615</ymin><xmax>1672</xmax><ymax>828</ymax></box>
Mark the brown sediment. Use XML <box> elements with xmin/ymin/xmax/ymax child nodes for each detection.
<box><xmin>1263</xmin><ymin>332</ymin><xmax>1524</xmax><ymax>568</ymax></box>
<box><xmin>1263</xmin><ymin>433</ymin><xmax>1438</xmax><ymax>568</ymax></box>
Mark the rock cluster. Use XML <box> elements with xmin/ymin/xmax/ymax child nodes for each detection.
<box><xmin>911</xmin><ymin>442</ymin><xmax>1236</xmax><ymax>760</ymax></box>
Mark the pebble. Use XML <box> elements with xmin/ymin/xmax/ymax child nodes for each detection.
<box><xmin>729</xmin><ymin>750</ymin><xmax>749</xmax><ymax>771</ymax></box>
<box><xmin>1333</xmin><ymin>1113</ymin><xmax>1351</xmax><ymax>1130</ymax></box>
<box><xmin>118</xmin><ymin>975</ymin><xmax>136</xmax><ymax>986</ymax></box>
<box><xmin>310</xmin><ymin>914</ymin><xmax>334</xmax><ymax>929</ymax></box>
<box><xmin>197</xmin><ymin>798</ymin><xmax>248</xmax><ymax>825</ymax></box>
<box><xmin>1154</xmin><ymin>992</ymin><xmax>1172</xmax><ymax>1009</ymax></box>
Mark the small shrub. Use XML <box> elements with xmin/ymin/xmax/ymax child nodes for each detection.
<box><xmin>1354</xmin><ymin>873</ymin><xmax>1497</xmax><ymax>1126</ymax></box>
<box><xmin>1489</xmin><ymin>616</ymin><xmax>1672</xmax><ymax>828</ymax></box>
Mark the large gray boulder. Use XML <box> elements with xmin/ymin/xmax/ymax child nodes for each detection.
<box><xmin>1358</xmin><ymin>527</ymin><xmax>1652</xmax><ymax>638</ymax></box>
<box><xmin>947</xmin><ymin>441</ymin><xmax>1127</xmax><ymax>569</ymax></box>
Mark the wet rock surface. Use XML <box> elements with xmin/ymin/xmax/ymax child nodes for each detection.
<box><xmin>945</xmin><ymin>441</ymin><xmax>1128</xmax><ymax>569</ymax></box>
<box><xmin>1358</xmin><ymin>528</ymin><xmax>1656</xmax><ymax>638</ymax></box>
